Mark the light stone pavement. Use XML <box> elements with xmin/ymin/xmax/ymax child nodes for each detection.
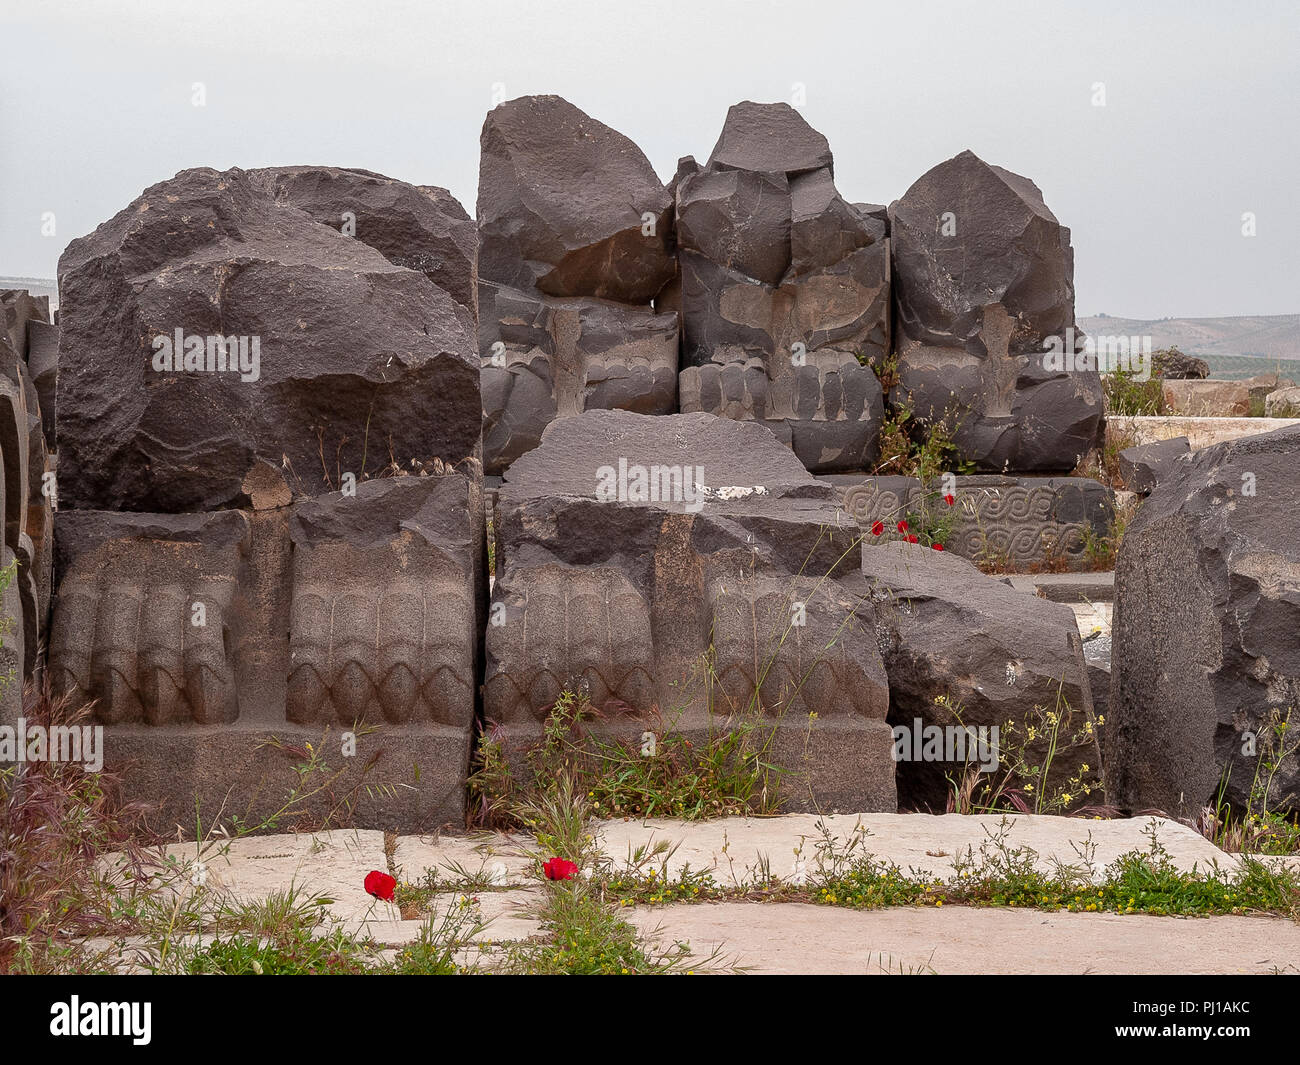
<box><xmin>138</xmin><ymin>813</ymin><xmax>1299</xmax><ymax>974</ymax></box>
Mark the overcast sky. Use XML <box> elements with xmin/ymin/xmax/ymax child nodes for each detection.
<box><xmin>2</xmin><ymin>0</ymin><xmax>1296</xmax><ymax>317</ymax></box>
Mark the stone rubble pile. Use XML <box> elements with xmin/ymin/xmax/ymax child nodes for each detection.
<box><xmin>7</xmin><ymin>94</ymin><xmax>1258</xmax><ymax>829</ymax></box>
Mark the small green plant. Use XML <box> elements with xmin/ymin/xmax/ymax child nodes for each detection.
<box><xmin>184</xmin><ymin>925</ymin><xmax>376</xmax><ymax>975</ymax></box>
<box><xmin>394</xmin><ymin>861</ymin><xmax>512</xmax><ymax>917</ymax></box>
<box><xmin>861</xmin><ymin>374</ymin><xmax>966</xmax><ymax>549</ymax></box>
<box><xmin>903</xmin><ymin>482</ymin><xmax>960</xmax><ymax>549</ymax></box>
<box><xmin>0</xmin><ymin>559</ymin><xmax>14</xmax><ymax>692</ymax></box>
<box><xmin>0</xmin><ymin>673</ymin><xmax>415</xmax><ymax>974</ymax></box>
<box><xmin>1029</xmin><ymin>533</ymin><xmax>1071</xmax><ymax>574</ymax></box>
<box><xmin>863</xmin><ymin>489</ymin><xmax>958</xmax><ymax>551</ymax></box>
<box><xmin>175</xmin><ymin>889</ymin><xmax>486</xmax><ymax>975</ymax></box>
<box><xmin>386</xmin><ymin>897</ymin><xmax>488</xmax><ymax>974</ymax></box>
<box><xmin>499</xmin><ymin>772</ymin><xmax>740</xmax><ymax>974</ymax></box>
<box><xmin>1102</xmin><ymin>365</ymin><xmax>1165</xmax><ymax>416</ymax></box>
<box><xmin>594</xmin><ymin>817</ymin><xmax>1300</xmax><ymax>920</ymax></box>
<box><xmin>807</xmin><ymin>818</ymin><xmax>1300</xmax><ymax>917</ymax></box>
<box><xmin>470</xmin><ymin>688</ymin><xmax>786</xmax><ymax>826</ymax></box>
<box><xmin>1199</xmin><ymin>708</ymin><xmax>1300</xmax><ymax>855</ymax></box>
<box><xmin>869</xmin><ymin>356</ymin><xmax>973</xmax><ymax>482</ymax></box>
<box><xmin>1070</xmin><ymin>423</ymin><xmax>1137</xmax><ymax>492</ymax></box>
<box><xmin>939</xmin><ymin>689</ymin><xmax>1106</xmax><ymax>816</ymax></box>
<box><xmin>504</xmin><ymin>878</ymin><xmax>690</xmax><ymax>975</ymax></box>
<box><xmin>605</xmin><ymin>863</ymin><xmax>732</xmax><ymax>907</ymax></box>
<box><xmin>1080</xmin><ymin>521</ymin><xmax>1115</xmax><ymax>569</ymax></box>
<box><xmin>474</xmin><ymin>529</ymin><xmax>869</xmax><ymax>826</ymax></box>
<box><xmin>1080</xmin><ymin>497</ymin><xmax>1136</xmax><ymax>570</ymax></box>
<box><xmin>0</xmin><ymin>684</ymin><xmax>155</xmax><ymax>974</ymax></box>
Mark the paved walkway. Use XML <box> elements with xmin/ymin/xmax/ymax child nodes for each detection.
<box><xmin>628</xmin><ymin>903</ymin><xmax>1300</xmax><ymax>974</ymax></box>
<box><xmin>158</xmin><ymin>813</ymin><xmax>1298</xmax><ymax>974</ymax></box>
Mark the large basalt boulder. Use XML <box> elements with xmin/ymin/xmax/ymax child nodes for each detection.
<box><xmin>47</xmin><ymin>474</ymin><xmax>482</xmax><ymax>830</ymax></box>
<box><xmin>1152</xmin><ymin>347</ymin><xmax>1209</xmax><ymax>380</ymax></box>
<box><xmin>478</xmin><ymin>95</ymin><xmax>675</xmax><ymax>303</ymax></box>
<box><xmin>861</xmin><ymin>540</ymin><xmax>1099</xmax><ymax>811</ymax></box>
<box><xmin>56</xmin><ymin>166</ymin><xmax>480</xmax><ymax>513</ymax></box>
<box><xmin>891</xmin><ymin>150</ymin><xmax>1103</xmax><ymax>472</ymax></box>
<box><xmin>705</xmin><ymin>101</ymin><xmax>833</xmax><ymax>175</ymax></box>
<box><xmin>477</xmin><ymin>96</ymin><xmax>679</xmax><ymax>474</ymax></box>
<box><xmin>677</xmin><ymin>102</ymin><xmax>888</xmax><ymax>473</ymax></box>
<box><xmin>484</xmin><ymin>409</ymin><xmax>897</xmax><ymax>812</ymax></box>
<box><xmin>1108</xmin><ymin>424</ymin><xmax>1300</xmax><ymax>818</ymax></box>
<box><xmin>250</xmin><ymin>165</ymin><xmax>479</xmax><ymax>317</ymax></box>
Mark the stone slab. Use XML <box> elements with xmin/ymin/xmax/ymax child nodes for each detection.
<box><xmin>827</xmin><ymin>474</ymin><xmax>1113</xmax><ymax>572</ymax></box>
<box><xmin>594</xmin><ymin>812</ymin><xmax>1228</xmax><ymax>883</ymax></box>
<box><xmin>1161</xmin><ymin>379</ymin><xmax>1250</xmax><ymax>417</ymax></box>
<box><xmin>1108</xmin><ymin>415</ymin><xmax>1297</xmax><ymax>450</ymax></box>
<box><xmin>628</xmin><ymin>903</ymin><xmax>1300</xmax><ymax>974</ymax></box>
<box><xmin>1005</xmin><ymin>571</ymin><xmax>1115</xmax><ymax>603</ymax></box>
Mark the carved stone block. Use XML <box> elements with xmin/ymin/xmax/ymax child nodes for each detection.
<box><xmin>45</xmin><ymin>475</ymin><xmax>482</xmax><ymax>831</ymax></box>
<box><xmin>484</xmin><ymin>409</ymin><xmax>896</xmax><ymax>812</ymax></box>
<box><xmin>480</xmin><ymin>282</ymin><xmax>678</xmax><ymax>473</ymax></box>
<box><xmin>890</xmin><ymin>151</ymin><xmax>1104</xmax><ymax>472</ymax></box>
<box><xmin>476</xmin><ymin>96</ymin><xmax>678</xmax><ymax>474</ymax></box>
<box><xmin>286</xmin><ymin>476</ymin><xmax>480</xmax><ymax>731</ymax></box>
<box><xmin>827</xmin><ymin>474</ymin><xmax>1114</xmax><ymax>572</ymax></box>
<box><xmin>675</xmin><ymin>104</ymin><xmax>889</xmax><ymax>473</ymax></box>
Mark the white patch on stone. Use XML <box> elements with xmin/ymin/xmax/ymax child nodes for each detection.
<box><xmin>696</xmin><ymin>483</ymin><xmax>769</xmax><ymax>501</ymax></box>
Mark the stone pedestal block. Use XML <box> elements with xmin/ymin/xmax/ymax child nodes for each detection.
<box><xmin>483</xmin><ymin>409</ymin><xmax>897</xmax><ymax>812</ymax></box>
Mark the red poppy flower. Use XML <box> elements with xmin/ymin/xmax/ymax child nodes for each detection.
<box><xmin>542</xmin><ymin>857</ymin><xmax>579</xmax><ymax>881</ymax></box>
<box><xmin>931</xmin><ymin>542</ymin><xmax>944</xmax><ymax>551</ymax></box>
<box><xmin>906</xmin><ymin>534</ymin><xmax>919</xmax><ymax>544</ymax></box>
<box><xmin>364</xmin><ymin>870</ymin><xmax>397</xmax><ymax>902</ymax></box>
<box><xmin>944</xmin><ymin>493</ymin><xmax>955</xmax><ymax>506</ymax></box>
<box><xmin>896</xmin><ymin>520</ymin><xmax>909</xmax><ymax>533</ymax></box>
<box><xmin>870</xmin><ymin>520</ymin><xmax>884</xmax><ymax>537</ymax></box>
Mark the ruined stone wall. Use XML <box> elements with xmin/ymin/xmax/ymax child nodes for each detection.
<box><xmin>36</xmin><ymin>166</ymin><xmax>487</xmax><ymax>829</ymax></box>
<box><xmin>0</xmin><ymin>96</ymin><xmax>1116</xmax><ymax>830</ymax></box>
<box><xmin>477</xmin><ymin>96</ymin><xmax>1104</xmax><ymax>478</ymax></box>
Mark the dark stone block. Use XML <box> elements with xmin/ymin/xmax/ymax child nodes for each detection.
<box><xmin>1108</xmin><ymin>424</ymin><xmax>1300</xmax><ymax>817</ymax></box>
<box><xmin>891</xmin><ymin>151</ymin><xmax>1103</xmax><ymax>472</ymax></box>
<box><xmin>484</xmin><ymin>409</ymin><xmax>897</xmax><ymax>812</ymax></box>
<box><xmin>1118</xmin><ymin>436</ymin><xmax>1190</xmax><ymax>495</ymax></box>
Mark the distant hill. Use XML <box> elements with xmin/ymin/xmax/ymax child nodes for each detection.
<box><xmin>1079</xmin><ymin>313</ymin><xmax>1300</xmax><ymax>362</ymax></box>
<box><xmin>1190</xmin><ymin>353</ymin><xmax>1300</xmax><ymax>381</ymax></box>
